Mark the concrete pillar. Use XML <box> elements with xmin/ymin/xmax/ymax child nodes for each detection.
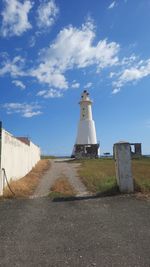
<box><xmin>114</xmin><ymin>142</ymin><xmax>134</xmax><ymax>193</ymax></box>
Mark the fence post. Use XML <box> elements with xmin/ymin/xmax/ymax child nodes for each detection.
<box><xmin>113</xmin><ymin>142</ymin><xmax>134</xmax><ymax>193</ymax></box>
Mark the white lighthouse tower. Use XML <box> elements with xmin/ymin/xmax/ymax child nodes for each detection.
<box><xmin>72</xmin><ymin>90</ymin><xmax>99</xmax><ymax>159</ymax></box>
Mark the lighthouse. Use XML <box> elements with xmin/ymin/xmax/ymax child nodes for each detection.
<box><xmin>72</xmin><ymin>90</ymin><xmax>99</xmax><ymax>159</ymax></box>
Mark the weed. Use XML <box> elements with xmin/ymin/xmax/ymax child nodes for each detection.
<box><xmin>49</xmin><ymin>176</ymin><xmax>76</xmax><ymax>198</ymax></box>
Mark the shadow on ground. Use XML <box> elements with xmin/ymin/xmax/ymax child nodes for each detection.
<box><xmin>52</xmin><ymin>187</ymin><xmax>120</xmax><ymax>202</ymax></box>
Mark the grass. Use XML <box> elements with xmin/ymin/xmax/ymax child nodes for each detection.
<box><xmin>77</xmin><ymin>157</ymin><xmax>150</xmax><ymax>195</ymax></box>
<box><xmin>41</xmin><ymin>155</ymin><xmax>56</xmax><ymax>159</ymax></box>
<box><xmin>49</xmin><ymin>176</ymin><xmax>76</xmax><ymax>198</ymax></box>
<box><xmin>3</xmin><ymin>159</ymin><xmax>51</xmax><ymax>198</ymax></box>
<box><xmin>78</xmin><ymin>158</ymin><xmax>118</xmax><ymax>194</ymax></box>
<box><xmin>132</xmin><ymin>157</ymin><xmax>150</xmax><ymax>193</ymax></box>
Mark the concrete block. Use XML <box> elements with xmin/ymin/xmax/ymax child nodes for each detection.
<box><xmin>114</xmin><ymin>142</ymin><xmax>134</xmax><ymax>193</ymax></box>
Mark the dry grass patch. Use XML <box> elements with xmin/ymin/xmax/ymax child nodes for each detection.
<box><xmin>4</xmin><ymin>159</ymin><xmax>51</xmax><ymax>198</ymax></box>
<box><xmin>49</xmin><ymin>177</ymin><xmax>76</xmax><ymax>198</ymax></box>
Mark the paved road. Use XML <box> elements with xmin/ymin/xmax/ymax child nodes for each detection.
<box><xmin>0</xmin><ymin>195</ymin><xmax>150</xmax><ymax>267</ymax></box>
<box><xmin>33</xmin><ymin>159</ymin><xmax>88</xmax><ymax>198</ymax></box>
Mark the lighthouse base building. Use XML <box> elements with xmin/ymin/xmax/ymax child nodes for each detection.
<box><xmin>72</xmin><ymin>90</ymin><xmax>99</xmax><ymax>159</ymax></box>
<box><xmin>73</xmin><ymin>144</ymin><xmax>99</xmax><ymax>159</ymax></box>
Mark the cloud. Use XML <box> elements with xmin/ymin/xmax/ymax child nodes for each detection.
<box><xmin>0</xmin><ymin>19</ymin><xmax>122</xmax><ymax>97</ymax></box>
<box><xmin>112</xmin><ymin>58</ymin><xmax>150</xmax><ymax>93</ymax></box>
<box><xmin>36</xmin><ymin>0</ymin><xmax>59</xmax><ymax>29</ymax></box>
<box><xmin>0</xmin><ymin>56</ymin><xmax>26</xmax><ymax>77</ymax></box>
<box><xmin>85</xmin><ymin>82</ymin><xmax>93</xmax><ymax>88</ymax></box>
<box><xmin>36</xmin><ymin>90</ymin><xmax>47</xmax><ymax>96</ymax></box>
<box><xmin>29</xmin><ymin>36</ymin><xmax>36</xmax><ymax>47</ymax></box>
<box><xmin>2</xmin><ymin>102</ymin><xmax>42</xmax><ymax>117</ymax></box>
<box><xmin>37</xmin><ymin>88</ymin><xmax>63</xmax><ymax>98</ymax></box>
<box><xmin>31</xmin><ymin>64</ymin><xmax>68</xmax><ymax>89</ymax></box>
<box><xmin>120</xmin><ymin>55</ymin><xmax>138</xmax><ymax>67</ymax></box>
<box><xmin>12</xmin><ymin>80</ymin><xmax>26</xmax><ymax>89</ymax></box>
<box><xmin>71</xmin><ymin>82</ymin><xmax>80</xmax><ymax>88</ymax></box>
<box><xmin>112</xmin><ymin>88</ymin><xmax>120</xmax><ymax>94</ymax></box>
<box><xmin>31</xmin><ymin>19</ymin><xmax>119</xmax><ymax>89</ymax></box>
<box><xmin>1</xmin><ymin>0</ymin><xmax>33</xmax><ymax>37</ymax></box>
<box><xmin>108</xmin><ymin>1</ymin><xmax>116</xmax><ymax>9</ymax></box>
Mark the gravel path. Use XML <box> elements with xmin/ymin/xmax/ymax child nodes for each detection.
<box><xmin>32</xmin><ymin>159</ymin><xmax>88</xmax><ymax>198</ymax></box>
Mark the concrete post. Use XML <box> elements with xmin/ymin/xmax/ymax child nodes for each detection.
<box><xmin>114</xmin><ymin>142</ymin><xmax>134</xmax><ymax>193</ymax></box>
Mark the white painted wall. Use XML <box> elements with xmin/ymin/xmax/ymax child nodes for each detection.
<box><xmin>76</xmin><ymin>120</ymin><xmax>97</xmax><ymax>144</ymax></box>
<box><xmin>0</xmin><ymin>129</ymin><xmax>40</xmax><ymax>194</ymax></box>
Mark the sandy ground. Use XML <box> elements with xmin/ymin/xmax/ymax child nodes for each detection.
<box><xmin>32</xmin><ymin>159</ymin><xmax>88</xmax><ymax>198</ymax></box>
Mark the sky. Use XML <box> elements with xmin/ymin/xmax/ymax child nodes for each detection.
<box><xmin>0</xmin><ymin>0</ymin><xmax>150</xmax><ymax>156</ymax></box>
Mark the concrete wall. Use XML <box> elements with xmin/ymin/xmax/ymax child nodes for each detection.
<box><xmin>0</xmin><ymin>128</ymin><xmax>40</xmax><ymax>194</ymax></box>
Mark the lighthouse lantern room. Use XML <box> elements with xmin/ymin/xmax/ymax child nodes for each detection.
<box><xmin>72</xmin><ymin>90</ymin><xmax>99</xmax><ymax>159</ymax></box>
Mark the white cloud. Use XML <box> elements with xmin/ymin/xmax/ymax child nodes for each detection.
<box><xmin>29</xmin><ymin>36</ymin><xmax>36</xmax><ymax>47</ymax></box>
<box><xmin>31</xmin><ymin>64</ymin><xmax>68</xmax><ymax>89</ymax></box>
<box><xmin>31</xmin><ymin>19</ymin><xmax>119</xmax><ymax>89</ymax></box>
<box><xmin>1</xmin><ymin>0</ymin><xmax>33</xmax><ymax>37</ymax></box>
<box><xmin>12</xmin><ymin>80</ymin><xmax>26</xmax><ymax>89</ymax></box>
<box><xmin>109</xmin><ymin>72</ymin><xmax>116</xmax><ymax>78</ymax></box>
<box><xmin>85</xmin><ymin>82</ymin><xmax>93</xmax><ymax>88</ymax></box>
<box><xmin>2</xmin><ymin>102</ymin><xmax>42</xmax><ymax>117</ymax></box>
<box><xmin>71</xmin><ymin>82</ymin><xmax>80</xmax><ymax>88</ymax></box>
<box><xmin>36</xmin><ymin>90</ymin><xmax>47</xmax><ymax>96</ymax></box>
<box><xmin>0</xmin><ymin>19</ymin><xmax>121</xmax><ymax>96</ymax></box>
<box><xmin>112</xmin><ymin>58</ymin><xmax>150</xmax><ymax>93</ymax></box>
<box><xmin>36</xmin><ymin>0</ymin><xmax>59</xmax><ymax>29</ymax></box>
<box><xmin>120</xmin><ymin>55</ymin><xmax>138</xmax><ymax>67</ymax></box>
<box><xmin>108</xmin><ymin>1</ymin><xmax>116</xmax><ymax>9</ymax></box>
<box><xmin>37</xmin><ymin>88</ymin><xmax>63</xmax><ymax>98</ymax></box>
<box><xmin>0</xmin><ymin>56</ymin><xmax>26</xmax><ymax>77</ymax></box>
<box><xmin>112</xmin><ymin>88</ymin><xmax>120</xmax><ymax>94</ymax></box>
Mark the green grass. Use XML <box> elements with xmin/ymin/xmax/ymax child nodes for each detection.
<box><xmin>49</xmin><ymin>192</ymin><xmax>69</xmax><ymax>199</ymax></box>
<box><xmin>41</xmin><ymin>155</ymin><xmax>56</xmax><ymax>159</ymax></box>
<box><xmin>77</xmin><ymin>158</ymin><xmax>150</xmax><ymax>195</ymax></box>
<box><xmin>78</xmin><ymin>158</ymin><xmax>118</xmax><ymax>194</ymax></box>
<box><xmin>132</xmin><ymin>157</ymin><xmax>150</xmax><ymax>193</ymax></box>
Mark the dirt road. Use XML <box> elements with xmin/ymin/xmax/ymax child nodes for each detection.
<box><xmin>32</xmin><ymin>159</ymin><xmax>88</xmax><ymax>198</ymax></box>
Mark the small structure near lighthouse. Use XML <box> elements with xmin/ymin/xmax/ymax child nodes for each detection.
<box><xmin>72</xmin><ymin>90</ymin><xmax>99</xmax><ymax>159</ymax></box>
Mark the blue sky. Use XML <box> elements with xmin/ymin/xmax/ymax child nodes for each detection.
<box><xmin>0</xmin><ymin>0</ymin><xmax>150</xmax><ymax>155</ymax></box>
